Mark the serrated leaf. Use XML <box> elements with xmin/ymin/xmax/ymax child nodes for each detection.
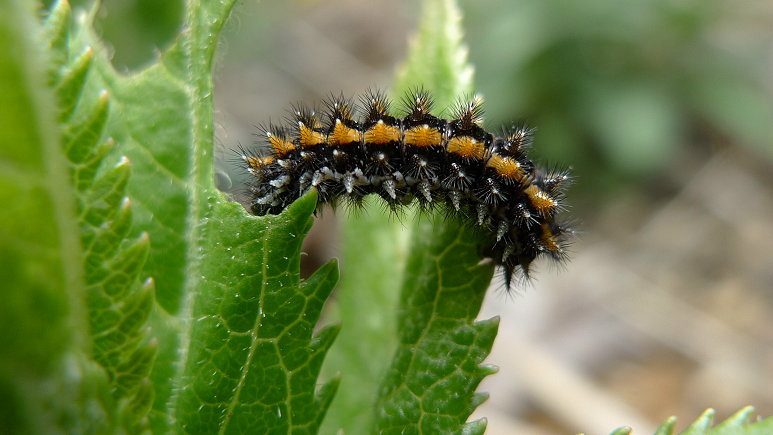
<box><xmin>394</xmin><ymin>0</ymin><xmax>475</xmax><ymax>104</ymax></box>
<box><xmin>712</xmin><ymin>406</ymin><xmax>755</xmax><ymax>434</ymax></box>
<box><xmin>320</xmin><ymin>196</ymin><xmax>408</xmax><ymax>434</ymax></box>
<box><xmin>73</xmin><ymin>137</ymin><xmax>114</xmax><ymax>190</ymax></box>
<box><xmin>79</xmin><ymin>156</ymin><xmax>129</xmax><ymax>228</ymax></box>
<box><xmin>362</xmin><ymin>0</ymin><xmax>499</xmax><ymax>432</ymax></box>
<box><xmin>61</xmin><ymin>3</ymin><xmax>235</xmax><ymax>429</ymax></box>
<box><xmin>462</xmin><ymin>418</ymin><xmax>489</xmax><ymax>435</ymax></box>
<box><xmin>642</xmin><ymin>407</ymin><xmax>773</xmax><ymax>435</ymax></box>
<box><xmin>172</xmin><ymin>193</ymin><xmax>339</xmax><ymax>433</ymax></box>
<box><xmin>60</xmin><ymin>0</ymin><xmax>341</xmax><ymax>432</ymax></box>
<box><xmin>375</xmin><ymin>216</ymin><xmax>497</xmax><ymax>433</ymax></box>
<box><xmin>42</xmin><ymin>0</ymin><xmax>71</xmax><ymax>74</ymax></box>
<box><xmin>322</xmin><ymin>0</ymin><xmax>495</xmax><ymax>432</ymax></box>
<box><xmin>42</xmin><ymin>0</ymin><xmax>156</xmax><ymax>429</ymax></box>
<box><xmin>708</xmin><ymin>406</ymin><xmax>773</xmax><ymax>435</ymax></box>
<box><xmin>0</xmin><ymin>0</ymin><xmax>112</xmax><ymax>432</ymax></box>
<box><xmin>654</xmin><ymin>416</ymin><xmax>678</xmax><ymax>435</ymax></box>
<box><xmin>56</xmin><ymin>45</ymin><xmax>93</xmax><ymax>120</ymax></box>
<box><xmin>62</xmin><ymin>89</ymin><xmax>109</xmax><ymax>163</ymax></box>
<box><xmin>683</xmin><ymin>408</ymin><xmax>715</xmax><ymax>434</ymax></box>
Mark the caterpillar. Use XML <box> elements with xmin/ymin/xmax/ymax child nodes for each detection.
<box><xmin>237</xmin><ymin>89</ymin><xmax>572</xmax><ymax>289</ymax></box>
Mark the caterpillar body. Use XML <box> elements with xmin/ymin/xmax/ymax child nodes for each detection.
<box><xmin>238</xmin><ymin>89</ymin><xmax>572</xmax><ymax>289</ymax></box>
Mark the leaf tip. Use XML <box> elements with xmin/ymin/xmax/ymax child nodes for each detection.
<box><xmin>315</xmin><ymin>374</ymin><xmax>341</xmax><ymax>425</ymax></box>
<box><xmin>654</xmin><ymin>415</ymin><xmax>677</xmax><ymax>435</ymax></box>
<box><xmin>714</xmin><ymin>405</ymin><xmax>757</xmax><ymax>430</ymax></box>
<box><xmin>313</xmin><ymin>323</ymin><xmax>342</xmax><ymax>353</ymax></box>
<box><xmin>470</xmin><ymin>391</ymin><xmax>489</xmax><ymax>409</ymax></box>
<box><xmin>478</xmin><ymin>363</ymin><xmax>498</xmax><ymax>376</ymax></box>
<box><xmin>140</xmin><ymin>275</ymin><xmax>154</xmax><ymax>291</ymax></box>
<box><xmin>461</xmin><ymin>417</ymin><xmax>487</xmax><ymax>435</ymax></box>
<box><xmin>302</xmin><ymin>259</ymin><xmax>340</xmax><ymax>300</ymax></box>
<box><xmin>685</xmin><ymin>408</ymin><xmax>715</xmax><ymax>432</ymax></box>
<box><xmin>285</xmin><ymin>188</ymin><xmax>319</xmax><ymax>218</ymax></box>
<box><xmin>473</xmin><ymin>316</ymin><xmax>500</xmax><ymax>342</ymax></box>
<box><xmin>116</xmin><ymin>155</ymin><xmax>131</xmax><ymax>167</ymax></box>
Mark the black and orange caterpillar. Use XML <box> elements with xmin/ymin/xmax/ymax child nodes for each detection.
<box><xmin>238</xmin><ymin>89</ymin><xmax>572</xmax><ymax>288</ymax></box>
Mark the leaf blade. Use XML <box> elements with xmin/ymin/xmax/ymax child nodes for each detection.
<box><xmin>67</xmin><ymin>0</ymin><xmax>343</xmax><ymax>431</ymax></box>
<box><xmin>172</xmin><ymin>192</ymin><xmax>339</xmax><ymax>433</ymax></box>
<box><xmin>375</xmin><ymin>216</ymin><xmax>497</xmax><ymax>433</ymax></box>
<box><xmin>371</xmin><ymin>0</ymin><xmax>499</xmax><ymax>432</ymax></box>
<box><xmin>324</xmin><ymin>0</ymin><xmax>491</xmax><ymax>432</ymax></box>
<box><xmin>42</xmin><ymin>0</ymin><xmax>157</xmax><ymax>428</ymax></box>
<box><xmin>1</xmin><ymin>0</ymin><xmax>114</xmax><ymax>432</ymax></box>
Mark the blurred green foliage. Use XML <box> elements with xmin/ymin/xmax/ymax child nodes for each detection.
<box><xmin>464</xmin><ymin>0</ymin><xmax>773</xmax><ymax>196</ymax></box>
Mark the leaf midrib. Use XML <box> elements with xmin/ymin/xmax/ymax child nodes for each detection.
<box><xmin>218</xmin><ymin>219</ymin><xmax>274</xmax><ymax>434</ymax></box>
<box><xmin>167</xmin><ymin>10</ymin><xmax>215</xmax><ymax>431</ymax></box>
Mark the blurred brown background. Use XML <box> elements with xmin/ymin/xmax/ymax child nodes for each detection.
<box><xmin>85</xmin><ymin>0</ymin><xmax>773</xmax><ymax>432</ymax></box>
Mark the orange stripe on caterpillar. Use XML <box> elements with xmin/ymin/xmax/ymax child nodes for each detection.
<box><xmin>328</xmin><ymin>120</ymin><xmax>361</xmax><ymax>146</ymax></box>
<box><xmin>446</xmin><ymin>136</ymin><xmax>485</xmax><ymax>159</ymax></box>
<box><xmin>486</xmin><ymin>154</ymin><xmax>526</xmax><ymax>181</ymax></box>
<box><xmin>267</xmin><ymin>132</ymin><xmax>295</xmax><ymax>158</ymax></box>
<box><xmin>298</xmin><ymin>122</ymin><xmax>326</xmax><ymax>147</ymax></box>
<box><xmin>539</xmin><ymin>223</ymin><xmax>562</xmax><ymax>254</ymax></box>
<box><xmin>525</xmin><ymin>184</ymin><xmax>557</xmax><ymax>214</ymax></box>
<box><xmin>363</xmin><ymin>120</ymin><xmax>400</xmax><ymax>145</ymax></box>
<box><xmin>404</xmin><ymin>124</ymin><xmax>443</xmax><ymax>147</ymax></box>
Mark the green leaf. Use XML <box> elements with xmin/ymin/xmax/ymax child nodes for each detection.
<box><xmin>173</xmin><ymin>192</ymin><xmax>340</xmax><ymax>433</ymax></box>
<box><xmin>374</xmin><ymin>215</ymin><xmax>497</xmax><ymax>434</ymax></box>
<box><xmin>638</xmin><ymin>407</ymin><xmax>773</xmax><ymax>435</ymax></box>
<box><xmin>321</xmin><ymin>0</ymin><xmax>482</xmax><ymax>431</ymax></box>
<box><xmin>394</xmin><ymin>0</ymin><xmax>475</xmax><ymax>104</ymax></box>
<box><xmin>327</xmin><ymin>0</ymin><xmax>497</xmax><ymax>432</ymax></box>
<box><xmin>654</xmin><ymin>416</ymin><xmax>678</xmax><ymax>435</ymax></box>
<box><xmin>0</xmin><ymin>0</ymin><xmax>113</xmax><ymax>432</ymax></box>
<box><xmin>683</xmin><ymin>408</ymin><xmax>717</xmax><ymax>434</ymax></box>
<box><xmin>322</xmin><ymin>0</ymin><xmax>494</xmax><ymax>432</ymax></box>
<box><xmin>320</xmin><ymin>197</ymin><xmax>408</xmax><ymax>434</ymax></box>
<box><xmin>42</xmin><ymin>0</ymin><xmax>156</xmax><ymax>429</ymax></box>
<box><xmin>61</xmin><ymin>0</ymin><xmax>340</xmax><ymax>432</ymax></box>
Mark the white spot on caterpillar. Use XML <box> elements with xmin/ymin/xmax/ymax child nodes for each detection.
<box><xmin>450</xmin><ymin>191</ymin><xmax>461</xmax><ymax>211</ymax></box>
<box><xmin>497</xmin><ymin>221</ymin><xmax>509</xmax><ymax>242</ymax></box>
<box><xmin>477</xmin><ymin>204</ymin><xmax>487</xmax><ymax>226</ymax></box>
<box><xmin>344</xmin><ymin>174</ymin><xmax>354</xmax><ymax>194</ymax></box>
<box><xmin>311</xmin><ymin>171</ymin><xmax>323</xmax><ymax>187</ymax></box>
<box><xmin>419</xmin><ymin>180</ymin><xmax>432</xmax><ymax>202</ymax></box>
<box><xmin>383</xmin><ymin>179</ymin><xmax>397</xmax><ymax>199</ymax></box>
<box><xmin>269</xmin><ymin>176</ymin><xmax>289</xmax><ymax>188</ymax></box>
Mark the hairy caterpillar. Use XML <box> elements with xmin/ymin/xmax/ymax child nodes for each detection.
<box><xmin>237</xmin><ymin>89</ymin><xmax>572</xmax><ymax>289</ymax></box>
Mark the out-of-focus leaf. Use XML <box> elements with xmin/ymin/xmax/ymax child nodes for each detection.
<box><xmin>321</xmin><ymin>0</ymin><xmax>484</xmax><ymax>431</ymax></box>
<box><xmin>626</xmin><ymin>406</ymin><xmax>773</xmax><ymax>435</ymax></box>
<box><xmin>43</xmin><ymin>1</ymin><xmax>156</xmax><ymax>428</ymax></box>
<box><xmin>0</xmin><ymin>0</ymin><xmax>113</xmax><ymax>432</ymax></box>
<box><xmin>65</xmin><ymin>0</ymin><xmax>341</xmax><ymax>431</ymax></box>
<box><xmin>372</xmin><ymin>0</ymin><xmax>498</xmax><ymax>433</ymax></box>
